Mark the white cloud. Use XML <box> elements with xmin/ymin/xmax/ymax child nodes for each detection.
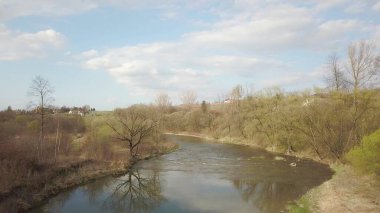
<box><xmin>0</xmin><ymin>0</ymin><xmax>98</xmax><ymax>21</ymax></box>
<box><xmin>78</xmin><ymin>2</ymin><xmax>373</xmax><ymax>98</ymax></box>
<box><xmin>0</xmin><ymin>25</ymin><xmax>65</xmax><ymax>60</ymax></box>
<box><xmin>373</xmin><ymin>26</ymin><xmax>380</xmax><ymax>46</ymax></box>
<box><xmin>186</xmin><ymin>5</ymin><xmax>364</xmax><ymax>52</ymax></box>
<box><xmin>344</xmin><ymin>2</ymin><xmax>367</xmax><ymax>13</ymax></box>
<box><xmin>161</xmin><ymin>11</ymin><xmax>178</xmax><ymax>19</ymax></box>
<box><xmin>309</xmin><ymin>19</ymin><xmax>363</xmax><ymax>49</ymax></box>
<box><xmin>311</xmin><ymin>0</ymin><xmax>349</xmax><ymax>11</ymax></box>
<box><xmin>77</xmin><ymin>49</ymin><xmax>99</xmax><ymax>59</ymax></box>
<box><xmin>373</xmin><ymin>1</ymin><xmax>380</xmax><ymax>11</ymax></box>
<box><xmin>81</xmin><ymin>39</ymin><xmax>288</xmax><ymax>100</ymax></box>
<box><xmin>0</xmin><ymin>0</ymin><xmax>196</xmax><ymax>21</ymax></box>
<box><xmin>260</xmin><ymin>75</ymin><xmax>304</xmax><ymax>87</ymax></box>
<box><xmin>186</xmin><ymin>5</ymin><xmax>314</xmax><ymax>51</ymax></box>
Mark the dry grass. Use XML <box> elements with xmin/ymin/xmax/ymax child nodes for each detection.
<box><xmin>308</xmin><ymin>164</ymin><xmax>380</xmax><ymax>213</ymax></box>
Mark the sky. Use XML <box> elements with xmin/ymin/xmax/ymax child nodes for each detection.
<box><xmin>1</xmin><ymin>0</ymin><xmax>380</xmax><ymax>110</ymax></box>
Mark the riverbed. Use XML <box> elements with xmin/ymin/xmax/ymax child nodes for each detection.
<box><xmin>31</xmin><ymin>135</ymin><xmax>333</xmax><ymax>213</ymax></box>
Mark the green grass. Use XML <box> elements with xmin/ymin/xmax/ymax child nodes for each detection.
<box><xmin>288</xmin><ymin>196</ymin><xmax>312</xmax><ymax>213</ymax></box>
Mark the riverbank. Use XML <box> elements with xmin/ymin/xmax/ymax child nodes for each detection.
<box><xmin>289</xmin><ymin>164</ymin><xmax>380</xmax><ymax>213</ymax></box>
<box><xmin>0</xmin><ymin>141</ymin><xmax>177</xmax><ymax>213</ymax></box>
<box><xmin>166</xmin><ymin>132</ymin><xmax>380</xmax><ymax>213</ymax></box>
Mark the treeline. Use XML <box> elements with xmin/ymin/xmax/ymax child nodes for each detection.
<box><xmin>159</xmin><ymin>41</ymin><xmax>380</xmax><ymax>168</ymax></box>
<box><xmin>161</xmin><ymin>88</ymin><xmax>380</xmax><ymax>160</ymax></box>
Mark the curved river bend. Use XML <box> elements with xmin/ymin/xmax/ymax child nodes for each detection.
<box><xmin>31</xmin><ymin>135</ymin><xmax>333</xmax><ymax>213</ymax></box>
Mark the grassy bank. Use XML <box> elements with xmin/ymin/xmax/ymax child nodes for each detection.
<box><xmin>288</xmin><ymin>164</ymin><xmax>380</xmax><ymax>213</ymax></box>
<box><xmin>0</xmin><ymin>141</ymin><xmax>177</xmax><ymax>213</ymax></box>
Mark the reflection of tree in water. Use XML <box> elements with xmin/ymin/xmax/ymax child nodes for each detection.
<box><xmin>232</xmin><ymin>179</ymin><xmax>301</xmax><ymax>213</ymax></box>
<box><xmin>83</xmin><ymin>176</ymin><xmax>115</xmax><ymax>204</ymax></box>
<box><xmin>102</xmin><ymin>170</ymin><xmax>164</xmax><ymax>213</ymax></box>
<box><xmin>45</xmin><ymin>190</ymin><xmax>74</xmax><ymax>213</ymax></box>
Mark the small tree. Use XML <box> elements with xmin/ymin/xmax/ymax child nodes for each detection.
<box><xmin>28</xmin><ymin>76</ymin><xmax>54</xmax><ymax>158</ymax></box>
<box><xmin>155</xmin><ymin>93</ymin><xmax>171</xmax><ymax>113</ymax></box>
<box><xmin>229</xmin><ymin>85</ymin><xmax>243</xmax><ymax>111</ymax></box>
<box><xmin>180</xmin><ymin>90</ymin><xmax>197</xmax><ymax>110</ymax></box>
<box><xmin>6</xmin><ymin>106</ymin><xmax>12</xmax><ymax>112</ymax></box>
<box><xmin>108</xmin><ymin>106</ymin><xmax>158</xmax><ymax>162</ymax></box>
<box><xmin>201</xmin><ymin>100</ymin><xmax>208</xmax><ymax>114</ymax></box>
<box><xmin>325</xmin><ymin>53</ymin><xmax>346</xmax><ymax>91</ymax></box>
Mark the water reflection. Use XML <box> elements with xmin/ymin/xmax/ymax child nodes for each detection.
<box><xmin>232</xmin><ymin>179</ymin><xmax>299</xmax><ymax>213</ymax></box>
<box><xmin>83</xmin><ymin>176</ymin><xmax>114</xmax><ymax>205</ymax></box>
<box><xmin>102</xmin><ymin>170</ymin><xmax>165</xmax><ymax>213</ymax></box>
<box><xmin>33</xmin><ymin>135</ymin><xmax>333</xmax><ymax>213</ymax></box>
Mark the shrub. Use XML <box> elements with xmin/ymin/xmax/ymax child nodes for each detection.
<box><xmin>346</xmin><ymin>129</ymin><xmax>380</xmax><ymax>175</ymax></box>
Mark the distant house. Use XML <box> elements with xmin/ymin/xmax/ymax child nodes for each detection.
<box><xmin>68</xmin><ymin>110</ymin><xmax>84</xmax><ymax>116</ymax></box>
<box><xmin>224</xmin><ymin>98</ymin><xmax>231</xmax><ymax>103</ymax></box>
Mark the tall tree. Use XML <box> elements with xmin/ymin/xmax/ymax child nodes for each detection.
<box><xmin>346</xmin><ymin>41</ymin><xmax>379</xmax><ymax>144</ymax></box>
<box><xmin>229</xmin><ymin>85</ymin><xmax>243</xmax><ymax>111</ymax></box>
<box><xmin>325</xmin><ymin>53</ymin><xmax>346</xmax><ymax>91</ymax></box>
<box><xmin>28</xmin><ymin>76</ymin><xmax>54</xmax><ymax>158</ymax></box>
<box><xmin>108</xmin><ymin>106</ymin><xmax>158</xmax><ymax>162</ymax></box>
<box><xmin>347</xmin><ymin>41</ymin><xmax>379</xmax><ymax>93</ymax></box>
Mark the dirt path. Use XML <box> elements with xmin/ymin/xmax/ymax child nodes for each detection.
<box><xmin>311</xmin><ymin>165</ymin><xmax>380</xmax><ymax>213</ymax></box>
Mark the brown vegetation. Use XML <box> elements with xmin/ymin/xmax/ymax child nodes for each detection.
<box><xmin>303</xmin><ymin>164</ymin><xmax>380</xmax><ymax>213</ymax></box>
<box><xmin>0</xmin><ymin>105</ymin><xmax>176</xmax><ymax>212</ymax></box>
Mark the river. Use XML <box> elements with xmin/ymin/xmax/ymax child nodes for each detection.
<box><xmin>31</xmin><ymin>135</ymin><xmax>333</xmax><ymax>213</ymax></box>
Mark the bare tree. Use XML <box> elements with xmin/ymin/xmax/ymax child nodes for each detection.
<box><xmin>230</xmin><ymin>85</ymin><xmax>242</xmax><ymax>101</ymax></box>
<box><xmin>180</xmin><ymin>90</ymin><xmax>197</xmax><ymax>110</ymax></box>
<box><xmin>28</xmin><ymin>76</ymin><xmax>54</xmax><ymax>158</ymax></box>
<box><xmin>155</xmin><ymin>93</ymin><xmax>171</xmax><ymax>113</ymax></box>
<box><xmin>229</xmin><ymin>85</ymin><xmax>243</xmax><ymax>111</ymax></box>
<box><xmin>347</xmin><ymin>41</ymin><xmax>379</xmax><ymax>93</ymax></box>
<box><xmin>325</xmin><ymin>53</ymin><xmax>346</xmax><ymax>91</ymax></box>
<box><xmin>342</xmin><ymin>41</ymin><xmax>380</xmax><ymax>147</ymax></box>
<box><xmin>107</xmin><ymin>106</ymin><xmax>157</xmax><ymax>162</ymax></box>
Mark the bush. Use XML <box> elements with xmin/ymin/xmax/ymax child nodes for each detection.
<box><xmin>346</xmin><ymin>129</ymin><xmax>380</xmax><ymax>175</ymax></box>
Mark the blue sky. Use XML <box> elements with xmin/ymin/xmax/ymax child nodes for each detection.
<box><xmin>1</xmin><ymin>0</ymin><xmax>379</xmax><ymax>110</ymax></box>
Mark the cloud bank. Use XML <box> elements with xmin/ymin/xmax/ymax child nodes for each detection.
<box><xmin>0</xmin><ymin>25</ymin><xmax>65</xmax><ymax>60</ymax></box>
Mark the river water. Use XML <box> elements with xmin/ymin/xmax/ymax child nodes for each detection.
<box><xmin>31</xmin><ymin>135</ymin><xmax>333</xmax><ymax>213</ymax></box>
